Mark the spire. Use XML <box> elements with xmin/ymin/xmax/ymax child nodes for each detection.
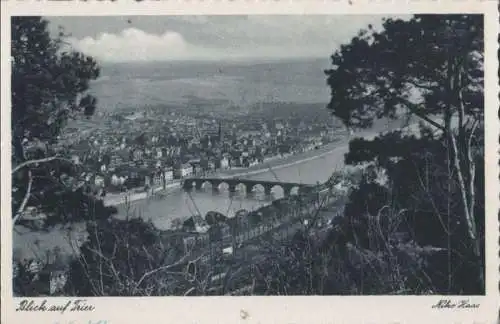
<box><xmin>218</xmin><ymin>121</ymin><xmax>222</xmax><ymax>142</ymax></box>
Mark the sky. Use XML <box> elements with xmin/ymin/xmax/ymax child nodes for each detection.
<box><xmin>47</xmin><ymin>15</ymin><xmax>410</xmax><ymax>63</ymax></box>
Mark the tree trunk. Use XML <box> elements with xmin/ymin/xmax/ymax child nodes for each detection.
<box><xmin>444</xmin><ymin>56</ymin><xmax>484</xmax><ymax>292</ymax></box>
<box><xmin>449</xmin><ymin>131</ymin><xmax>484</xmax><ymax>291</ymax></box>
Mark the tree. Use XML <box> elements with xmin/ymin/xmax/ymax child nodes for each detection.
<box><xmin>11</xmin><ymin>17</ymin><xmax>101</xmax><ymax>225</ymax></box>
<box><xmin>325</xmin><ymin>15</ymin><xmax>484</xmax><ymax>291</ymax></box>
<box><xmin>341</xmin><ymin>129</ymin><xmax>484</xmax><ymax>293</ymax></box>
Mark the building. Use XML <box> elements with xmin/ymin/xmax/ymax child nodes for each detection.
<box><xmin>144</xmin><ymin>175</ymin><xmax>151</xmax><ymax>187</ymax></box>
<box><xmin>152</xmin><ymin>172</ymin><xmax>162</xmax><ymax>186</ymax></box>
<box><xmin>220</xmin><ymin>156</ymin><xmax>230</xmax><ymax>169</ymax></box>
<box><xmin>208</xmin><ymin>160</ymin><xmax>216</xmax><ymax>171</ymax></box>
<box><xmin>110</xmin><ymin>174</ymin><xmax>121</xmax><ymax>186</ymax></box>
<box><xmin>94</xmin><ymin>175</ymin><xmax>105</xmax><ymax>187</ymax></box>
<box><xmin>133</xmin><ymin>149</ymin><xmax>144</xmax><ymax>161</ymax></box>
<box><xmin>164</xmin><ymin>168</ymin><xmax>174</xmax><ymax>182</ymax></box>
<box><xmin>176</xmin><ymin>163</ymin><xmax>193</xmax><ymax>178</ymax></box>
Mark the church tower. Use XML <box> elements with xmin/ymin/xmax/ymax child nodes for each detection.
<box><xmin>218</xmin><ymin>121</ymin><xmax>223</xmax><ymax>142</ymax></box>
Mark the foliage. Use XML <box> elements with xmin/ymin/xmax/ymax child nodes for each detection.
<box><xmin>13</xmin><ymin>171</ymin><xmax>455</xmax><ymax>296</ymax></box>
<box><xmin>11</xmin><ymin>16</ymin><xmax>102</xmax><ymax>226</ymax></box>
<box><xmin>243</xmin><ymin>210</ymin><xmax>440</xmax><ymax>295</ymax></box>
<box><xmin>325</xmin><ymin>14</ymin><xmax>484</xmax><ymax>293</ymax></box>
<box><xmin>67</xmin><ymin>218</ymin><xmax>189</xmax><ymax>296</ymax></box>
<box><xmin>13</xmin><ymin>246</ymin><xmax>73</xmax><ymax>296</ymax></box>
<box><xmin>205</xmin><ymin>211</ymin><xmax>228</xmax><ymax>226</ymax></box>
<box><xmin>340</xmin><ymin>130</ymin><xmax>484</xmax><ymax>294</ymax></box>
<box><xmin>325</xmin><ymin>15</ymin><xmax>483</xmax><ymax>130</ymax></box>
<box><xmin>11</xmin><ymin>17</ymin><xmax>100</xmax><ymax>150</ymax></box>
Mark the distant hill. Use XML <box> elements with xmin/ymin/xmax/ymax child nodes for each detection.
<box><xmin>88</xmin><ymin>58</ymin><xmax>332</xmax><ymax>112</ymax></box>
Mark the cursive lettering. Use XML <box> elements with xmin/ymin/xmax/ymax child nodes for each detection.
<box><xmin>431</xmin><ymin>299</ymin><xmax>457</xmax><ymax>309</ymax></box>
<box><xmin>431</xmin><ymin>299</ymin><xmax>480</xmax><ymax>309</ymax></box>
<box><xmin>70</xmin><ymin>300</ymin><xmax>95</xmax><ymax>312</ymax></box>
<box><xmin>457</xmin><ymin>299</ymin><xmax>480</xmax><ymax>309</ymax></box>
<box><xmin>16</xmin><ymin>299</ymin><xmax>95</xmax><ymax>314</ymax></box>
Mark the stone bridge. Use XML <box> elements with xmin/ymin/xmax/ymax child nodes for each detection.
<box><xmin>182</xmin><ymin>177</ymin><xmax>314</xmax><ymax>197</ymax></box>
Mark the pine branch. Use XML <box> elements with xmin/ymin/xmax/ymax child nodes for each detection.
<box><xmin>400</xmin><ymin>100</ymin><xmax>446</xmax><ymax>132</ymax></box>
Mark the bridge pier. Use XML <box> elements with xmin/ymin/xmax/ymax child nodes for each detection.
<box><xmin>212</xmin><ymin>180</ymin><xmax>221</xmax><ymax>191</ymax></box>
<box><xmin>195</xmin><ymin>181</ymin><xmax>203</xmax><ymax>190</ymax></box>
<box><xmin>264</xmin><ymin>185</ymin><xmax>272</xmax><ymax>196</ymax></box>
<box><xmin>300</xmin><ymin>186</ymin><xmax>313</xmax><ymax>196</ymax></box>
<box><xmin>228</xmin><ymin>184</ymin><xmax>236</xmax><ymax>194</ymax></box>
<box><xmin>183</xmin><ymin>180</ymin><xmax>193</xmax><ymax>191</ymax></box>
<box><xmin>283</xmin><ymin>185</ymin><xmax>293</xmax><ymax>197</ymax></box>
<box><xmin>245</xmin><ymin>184</ymin><xmax>254</xmax><ymax>197</ymax></box>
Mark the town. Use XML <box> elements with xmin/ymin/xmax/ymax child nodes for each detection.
<box><xmin>48</xmin><ymin>102</ymin><xmax>341</xmax><ymax>196</ymax></box>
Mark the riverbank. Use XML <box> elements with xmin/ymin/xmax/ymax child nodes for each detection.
<box><xmin>103</xmin><ymin>119</ymin><xmax>405</xmax><ymax>207</ymax></box>
<box><xmin>14</xmin><ymin>117</ymin><xmax>413</xmax><ymax>261</ymax></box>
<box><xmin>103</xmin><ymin>181</ymin><xmax>181</xmax><ymax>206</ymax></box>
<box><xmin>102</xmin><ymin>142</ymin><xmax>343</xmax><ymax>207</ymax></box>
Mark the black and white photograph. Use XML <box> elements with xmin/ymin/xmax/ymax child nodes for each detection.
<box><xmin>7</xmin><ymin>13</ymin><xmax>489</xmax><ymax>299</ymax></box>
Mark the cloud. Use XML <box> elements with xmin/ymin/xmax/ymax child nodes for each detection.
<box><xmin>61</xmin><ymin>15</ymin><xmax>410</xmax><ymax>62</ymax></box>
<box><xmin>70</xmin><ymin>28</ymin><xmax>191</xmax><ymax>62</ymax></box>
<box><xmin>69</xmin><ymin>27</ymin><xmax>333</xmax><ymax>62</ymax></box>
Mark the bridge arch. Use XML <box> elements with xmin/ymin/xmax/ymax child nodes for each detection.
<box><xmin>289</xmin><ymin>185</ymin><xmax>301</xmax><ymax>196</ymax></box>
<box><xmin>215</xmin><ymin>181</ymin><xmax>230</xmax><ymax>191</ymax></box>
<box><xmin>200</xmin><ymin>180</ymin><xmax>213</xmax><ymax>190</ymax></box>
<box><xmin>270</xmin><ymin>184</ymin><xmax>285</xmax><ymax>197</ymax></box>
<box><xmin>183</xmin><ymin>180</ymin><xmax>197</xmax><ymax>191</ymax></box>
<box><xmin>207</xmin><ymin>179</ymin><xmax>221</xmax><ymax>191</ymax></box>
<box><xmin>233</xmin><ymin>182</ymin><xmax>247</xmax><ymax>193</ymax></box>
<box><xmin>249</xmin><ymin>183</ymin><xmax>265</xmax><ymax>194</ymax></box>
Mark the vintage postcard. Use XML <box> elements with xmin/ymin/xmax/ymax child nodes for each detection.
<box><xmin>1</xmin><ymin>0</ymin><xmax>499</xmax><ymax>323</ymax></box>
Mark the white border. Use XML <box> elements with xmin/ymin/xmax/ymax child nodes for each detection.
<box><xmin>1</xmin><ymin>1</ymin><xmax>499</xmax><ymax>323</ymax></box>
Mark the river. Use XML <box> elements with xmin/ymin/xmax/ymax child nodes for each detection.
<box><xmin>115</xmin><ymin>120</ymin><xmax>407</xmax><ymax>230</ymax></box>
<box><xmin>13</xmin><ymin>119</ymin><xmax>413</xmax><ymax>260</ymax></box>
